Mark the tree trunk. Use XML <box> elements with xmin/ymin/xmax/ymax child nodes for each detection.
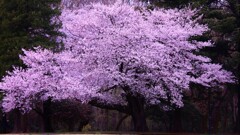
<box><xmin>237</xmin><ymin>84</ymin><xmax>240</xmax><ymax>133</ymax></box>
<box><xmin>43</xmin><ymin>99</ymin><xmax>53</xmax><ymax>132</ymax></box>
<box><xmin>1</xmin><ymin>113</ymin><xmax>9</xmax><ymax>133</ymax></box>
<box><xmin>126</xmin><ymin>95</ymin><xmax>148</xmax><ymax>132</ymax></box>
<box><xmin>208</xmin><ymin>90</ymin><xmax>212</xmax><ymax>134</ymax></box>
<box><xmin>201</xmin><ymin>114</ymin><xmax>208</xmax><ymax>133</ymax></box>
<box><xmin>12</xmin><ymin>110</ymin><xmax>21</xmax><ymax>133</ymax></box>
<box><xmin>20</xmin><ymin>114</ymin><xmax>29</xmax><ymax>132</ymax></box>
<box><xmin>172</xmin><ymin>108</ymin><xmax>182</xmax><ymax>132</ymax></box>
<box><xmin>235</xmin><ymin>83</ymin><xmax>240</xmax><ymax>133</ymax></box>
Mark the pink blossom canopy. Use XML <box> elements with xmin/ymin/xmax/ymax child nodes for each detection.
<box><xmin>0</xmin><ymin>2</ymin><xmax>235</xmax><ymax>112</ymax></box>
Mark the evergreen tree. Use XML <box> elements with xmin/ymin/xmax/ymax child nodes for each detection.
<box><xmin>0</xmin><ymin>0</ymin><xmax>62</xmax><ymax>77</ymax></box>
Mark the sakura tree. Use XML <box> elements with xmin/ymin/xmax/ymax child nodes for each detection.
<box><xmin>0</xmin><ymin>2</ymin><xmax>235</xmax><ymax>131</ymax></box>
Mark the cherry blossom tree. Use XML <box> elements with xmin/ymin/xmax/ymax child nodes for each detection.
<box><xmin>0</xmin><ymin>2</ymin><xmax>235</xmax><ymax>131</ymax></box>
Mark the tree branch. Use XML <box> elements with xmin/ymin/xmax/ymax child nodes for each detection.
<box><xmin>115</xmin><ymin>114</ymin><xmax>129</xmax><ymax>131</ymax></box>
<box><xmin>33</xmin><ymin>107</ymin><xmax>43</xmax><ymax>116</ymax></box>
<box><xmin>88</xmin><ymin>98</ymin><xmax>130</xmax><ymax>114</ymax></box>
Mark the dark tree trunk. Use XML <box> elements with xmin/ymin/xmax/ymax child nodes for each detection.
<box><xmin>0</xmin><ymin>113</ymin><xmax>9</xmax><ymax>133</ymax></box>
<box><xmin>208</xmin><ymin>90</ymin><xmax>212</xmax><ymax>134</ymax></box>
<box><xmin>235</xmin><ymin>83</ymin><xmax>240</xmax><ymax>133</ymax></box>
<box><xmin>43</xmin><ymin>99</ymin><xmax>53</xmax><ymax>132</ymax></box>
<box><xmin>168</xmin><ymin>112</ymin><xmax>173</xmax><ymax>132</ymax></box>
<box><xmin>172</xmin><ymin>108</ymin><xmax>182</xmax><ymax>132</ymax></box>
<box><xmin>201</xmin><ymin>114</ymin><xmax>208</xmax><ymax>133</ymax></box>
<box><xmin>13</xmin><ymin>110</ymin><xmax>21</xmax><ymax>133</ymax></box>
<box><xmin>126</xmin><ymin>95</ymin><xmax>148</xmax><ymax>132</ymax></box>
<box><xmin>20</xmin><ymin>114</ymin><xmax>29</xmax><ymax>132</ymax></box>
<box><xmin>237</xmin><ymin>85</ymin><xmax>240</xmax><ymax>133</ymax></box>
<box><xmin>105</xmin><ymin>109</ymin><xmax>109</xmax><ymax>130</ymax></box>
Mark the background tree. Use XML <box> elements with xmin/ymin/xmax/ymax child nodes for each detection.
<box><xmin>0</xmin><ymin>0</ymin><xmax>62</xmax><ymax>77</ymax></box>
<box><xmin>0</xmin><ymin>0</ymin><xmax>62</xmax><ymax>133</ymax></box>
